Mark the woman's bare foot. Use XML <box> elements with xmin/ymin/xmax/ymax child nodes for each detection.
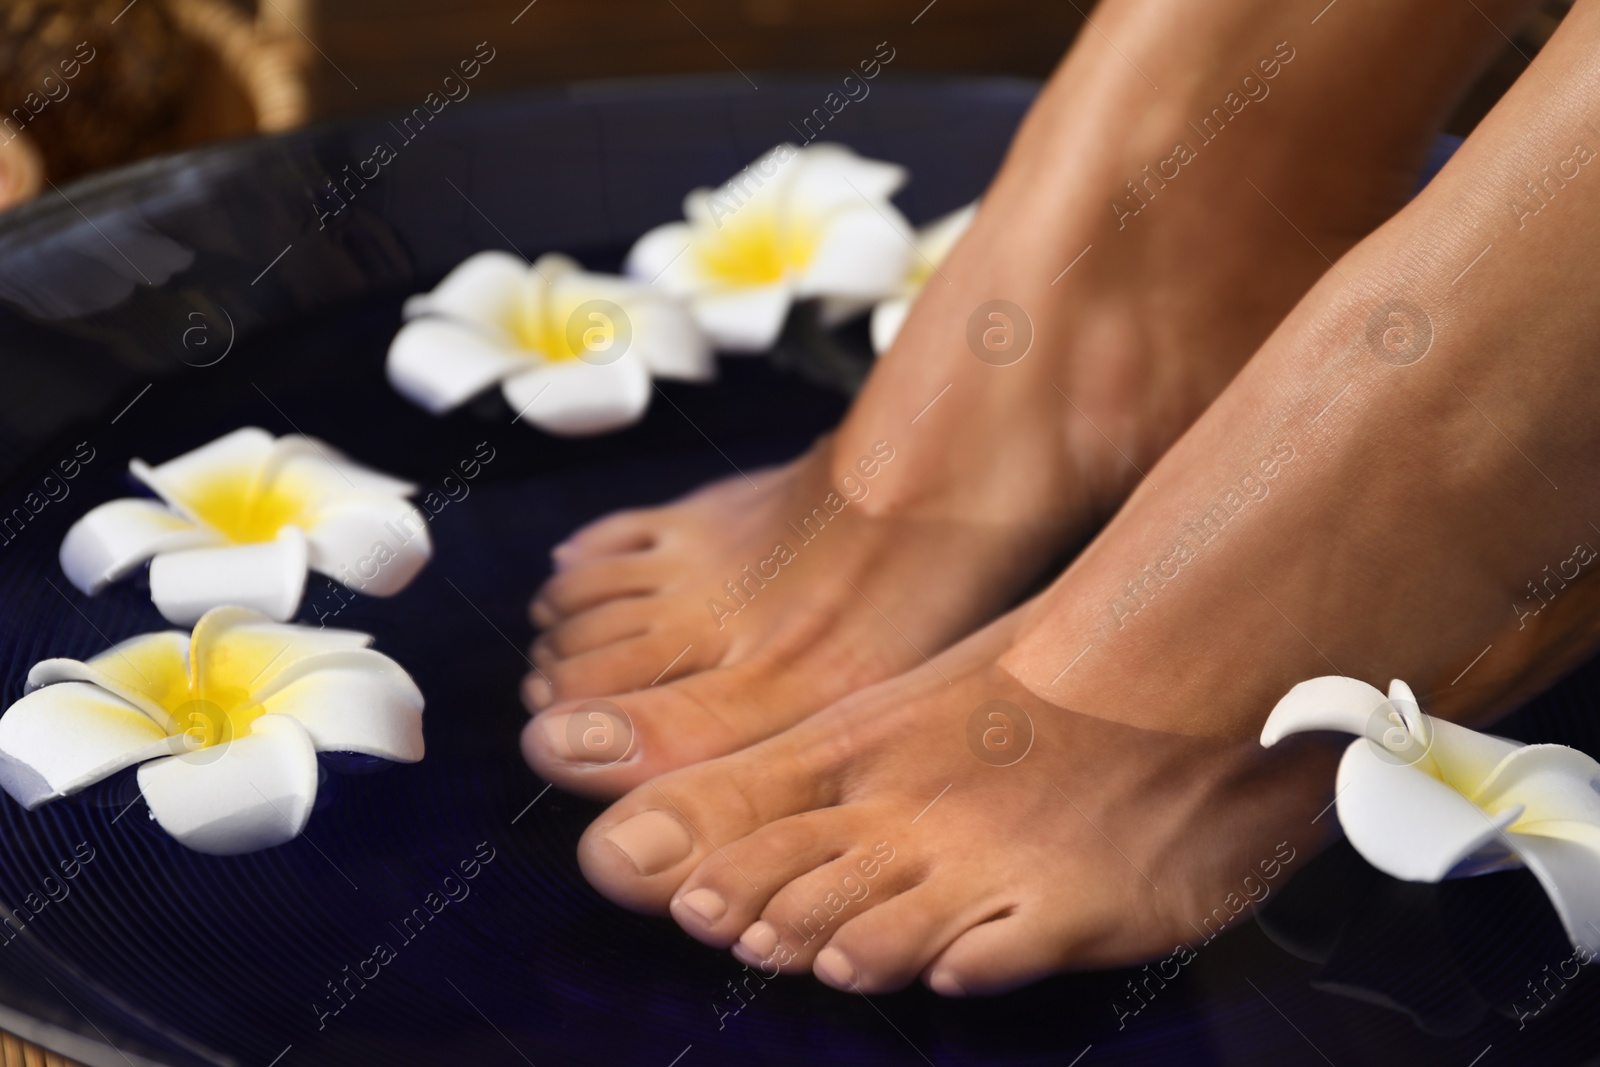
<box><xmin>574</xmin><ymin>2</ymin><xmax>1600</xmax><ymax>993</ymax></box>
<box><xmin>579</xmin><ymin>611</ymin><xmax>1338</xmax><ymax>993</ymax></box>
<box><xmin>522</xmin><ymin>0</ymin><xmax>1533</xmax><ymax>798</ymax></box>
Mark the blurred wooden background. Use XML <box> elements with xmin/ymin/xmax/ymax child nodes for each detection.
<box><xmin>308</xmin><ymin>0</ymin><xmax>1086</xmax><ymax>117</ymax></box>
<box><xmin>306</xmin><ymin>0</ymin><xmax>1558</xmax><ymax>131</ymax></box>
<box><xmin>0</xmin><ymin>0</ymin><xmax>1566</xmax><ymax>203</ymax></box>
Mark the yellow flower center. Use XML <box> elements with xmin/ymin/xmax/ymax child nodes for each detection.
<box><xmin>169</xmin><ymin>689</ymin><xmax>266</xmax><ymax>750</ymax></box>
<box><xmin>105</xmin><ymin>626</ymin><xmax>288</xmax><ymax>750</ymax></box>
<box><xmin>182</xmin><ymin>471</ymin><xmax>317</xmax><ymax>544</ymax></box>
<box><xmin>509</xmin><ymin>293</ymin><xmax>585</xmax><ymax>362</ymax></box>
<box><xmin>694</xmin><ymin>207</ymin><xmax>819</xmax><ymax>287</ymax></box>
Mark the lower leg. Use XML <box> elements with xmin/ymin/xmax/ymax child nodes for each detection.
<box><xmin>524</xmin><ymin>0</ymin><xmax>1543</xmax><ymax>799</ymax></box>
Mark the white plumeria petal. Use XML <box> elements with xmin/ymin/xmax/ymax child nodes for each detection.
<box><xmin>866</xmin><ymin>202</ymin><xmax>977</xmax><ymax>354</ymax></box>
<box><xmin>259</xmin><ymin>649</ymin><xmax>424</xmax><ymax>761</ymax></box>
<box><xmin>785</xmin><ymin>143</ymin><xmax>907</xmax><ymax>217</ymax></box>
<box><xmin>188</xmin><ymin>606</ymin><xmax>372</xmax><ymax>696</ymax></box>
<box><xmin>870</xmin><ymin>297</ymin><xmax>911</xmax><ymax>355</ymax></box>
<box><xmin>540</xmin><ymin>254</ymin><xmax>712</xmax><ymax>381</ymax></box>
<box><xmin>795</xmin><ymin>202</ymin><xmax>915</xmax><ymax>301</ymax></box>
<box><xmin>532</xmin><ymin>251</ymin><xmax>584</xmax><ymax>284</ymax></box>
<box><xmin>0</xmin><ymin>682</ymin><xmax>185</xmax><ymax>808</ymax></box>
<box><xmin>1386</xmin><ymin>678</ymin><xmax>1429</xmax><ymax>736</ymax></box>
<box><xmin>27</xmin><ymin>631</ymin><xmax>190</xmax><ymax>731</ymax></box>
<box><xmin>1474</xmin><ymin>744</ymin><xmax>1600</xmax><ymax>826</ymax></box>
<box><xmin>401</xmin><ymin>249</ymin><xmax>530</xmax><ymax>327</ymax></box>
<box><xmin>1417</xmin><ymin>716</ymin><xmax>1522</xmax><ymax>792</ymax></box>
<box><xmin>1506</xmin><ymin>828</ymin><xmax>1600</xmax><ymax>954</ymax></box>
<box><xmin>690</xmin><ymin>282</ymin><xmax>793</xmax><ymax>353</ymax></box>
<box><xmin>136</xmin><ymin>713</ymin><xmax>319</xmax><ymax>856</ymax></box>
<box><xmin>623</xmin><ymin>299</ymin><xmax>714</xmax><ymax>381</ymax></box>
<box><xmin>501</xmin><ymin>354</ymin><xmax>652</xmax><ymax>437</ymax></box>
<box><xmin>623</xmin><ymin>221</ymin><xmax>702</xmax><ymax>296</ymax></box>
<box><xmin>684</xmin><ymin>145</ymin><xmax>801</xmax><ymax>229</ymax></box>
<box><xmin>302</xmin><ymin>496</ymin><xmax>431</xmax><ymax>597</ymax></box>
<box><xmin>59</xmin><ymin>498</ymin><xmax>220</xmax><ymax>594</ymax></box>
<box><xmin>148</xmin><ymin>528</ymin><xmax>309</xmax><ymax>625</ymax></box>
<box><xmin>1334</xmin><ymin>739</ymin><xmax>1516</xmax><ymax>882</ymax></box>
<box><xmin>1259</xmin><ymin>675</ymin><xmax>1390</xmax><ymax>747</ymax></box>
<box><xmin>264</xmin><ymin>436</ymin><xmax>418</xmax><ymax>500</ymax></box>
<box><xmin>130</xmin><ymin>427</ymin><xmax>276</xmax><ymax>522</ymax></box>
<box><xmin>387</xmin><ymin>317</ymin><xmax>530</xmax><ymax>414</ymax></box>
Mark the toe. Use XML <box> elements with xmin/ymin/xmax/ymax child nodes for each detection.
<box><xmin>521</xmin><ymin>662</ymin><xmax>804</xmax><ymax>798</ymax></box>
<box><xmin>819</xmin><ymin>880</ymin><xmax>1003</xmax><ymax>993</ymax></box>
<box><xmin>732</xmin><ymin>838</ymin><xmax>917</xmax><ymax>976</ymax></box>
<box><xmin>537</xmin><ymin>630</ymin><xmax>713</xmax><ymax>703</ymax></box>
<box><xmin>520</xmin><ymin>670</ymin><xmax>554</xmax><ymax>713</ymax></box>
<box><xmin>923</xmin><ymin>908</ymin><xmax>1080</xmax><ymax>996</ymax></box>
<box><xmin>550</xmin><ymin>508</ymin><xmax>658</xmax><ymax>569</ymax></box>
<box><xmin>668</xmin><ymin>809</ymin><xmax>871</xmax><ymax>949</ymax></box>
<box><xmin>532</xmin><ymin>554</ymin><xmax>667</xmax><ymax>623</ymax></box>
<box><xmin>538</xmin><ymin>598</ymin><xmax>656</xmax><ymax>658</ymax></box>
<box><xmin>576</xmin><ymin>740</ymin><xmax>842</xmax><ymax>912</ymax></box>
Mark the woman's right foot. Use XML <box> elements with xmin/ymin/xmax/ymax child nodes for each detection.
<box><xmin>521</xmin><ymin>0</ymin><xmax>1537</xmax><ymax>798</ymax></box>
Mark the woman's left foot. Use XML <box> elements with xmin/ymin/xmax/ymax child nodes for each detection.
<box><xmin>579</xmin><ymin>611</ymin><xmax>1337</xmax><ymax>992</ymax></box>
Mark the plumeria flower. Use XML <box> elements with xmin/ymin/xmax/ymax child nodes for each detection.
<box><xmin>1263</xmin><ymin>675</ymin><xmax>1600</xmax><ymax>953</ymax></box>
<box><xmin>61</xmin><ymin>428</ymin><xmax>429</xmax><ymax>625</ymax></box>
<box><xmin>867</xmin><ymin>201</ymin><xmax>977</xmax><ymax>355</ymax></box>
<box><xmin>0</xmin><ymin>607</ymin><xmax>424</xmax><ymax>855</ymax></box>
<box><xmin>388</xmin><ymin>251</ymin><xmax>711</xmax><ymax>435</ymax></box>
<box><xmin>626</xmin><ymin>142</ymin><xmax>915</xmax><ymax>352</ymax></box>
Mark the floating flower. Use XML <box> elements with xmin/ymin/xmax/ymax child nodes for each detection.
<box><xmin>61</xmin><ymin>428</ymin><xmax>429</xmax><ymax>625</ymax></box>
<box><xmin>867</xmin><ymin>201</ymin><xmax>976</xmax><ymax>355</ymax></box>
<box><xmin>626</xmin><ymin>142</ymin><xmax>915</xmax><ymax>352</ymax></box>
<box><xmin>1263</xmin><ymin>675</ymin><xmax>1600</xmax><ymax>952</ymax></box>
<box><xmin>0</xmin><ymin>607</ymin><xmax>424</xmax><ymax>855</ymax></box>
<box><xmin>389</xmin><ymin>251</ymin><xmax>711</xmax><ymax>435</ymax></box>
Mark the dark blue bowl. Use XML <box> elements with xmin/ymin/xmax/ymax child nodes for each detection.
<box><xmin>0</xmin><ymin>77</ymin><xmax>1592</xmax><ymax>1067</ymax></box>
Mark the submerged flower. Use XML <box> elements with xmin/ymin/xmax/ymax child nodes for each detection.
<box><xmin>389</xmin><ymin>251</ymin><xmax>711</xmax><ymax>435</ymax></box>
<box><xmin>868</xmin><ymin>201</ymin><xmax>977</xmax><ymax>355</ymax></box>
<box><xmin>61</xmin><ymin>428</ymin><xmax>429</xmax><ymax>625</ymax></box>
<box><xmin>626</xmin><ymin>142</ymin><xmax>914</xmax><ymax>352</ymax></box>
<box><xmin>1263</xmin><ymin>676</ymin><xmax>1600</xmax><ymax>952</ymax></box>
<box><xmin>0</xmin><ymin>607</ymin><xmax>424</xmax><ymax>855</ymax></box>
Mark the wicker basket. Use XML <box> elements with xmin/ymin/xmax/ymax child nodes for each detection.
<box><xmin>0</xmin><ymin>0</ymin><xmax>311</xmax><ymax>211</ymax></box>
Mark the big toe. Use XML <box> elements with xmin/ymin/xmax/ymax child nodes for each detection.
<box><xmin>521</xmin><ymin>661</ymin><xmax>803</xmax><ymax>798</ymax></box>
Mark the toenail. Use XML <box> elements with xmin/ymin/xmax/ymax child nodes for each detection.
<box><xmin>524</xmin><ymin>676</ymin><xmax>554</xmax><ymax>711</ymax></box>
<box><xmin>927</xmin><ymin>969</ymin><xmax>966</xmax><ymax>997</ymax></box>
<box><xmin>602</xmin><ymin>811</ymin><xmax>693</xmax><ymax>876</ymax></box>
<box><xmin>738</xmin><ymin>921</ymin><xmax>779</xmax><ymax>961</ymax></box>
<box><xmin>533</xmin><ymin>713</ymin><xmax>578</xmax><ymax>761</ymax></box>
<box><xmin>675</xmin><ymin>887</ymin><xmax>727</xmax><ymax>924</ymax></box>
<box><xmin>813</xmin><ymin>947</ymin><xmax>857</xmax><ymax>990</ymax></box>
